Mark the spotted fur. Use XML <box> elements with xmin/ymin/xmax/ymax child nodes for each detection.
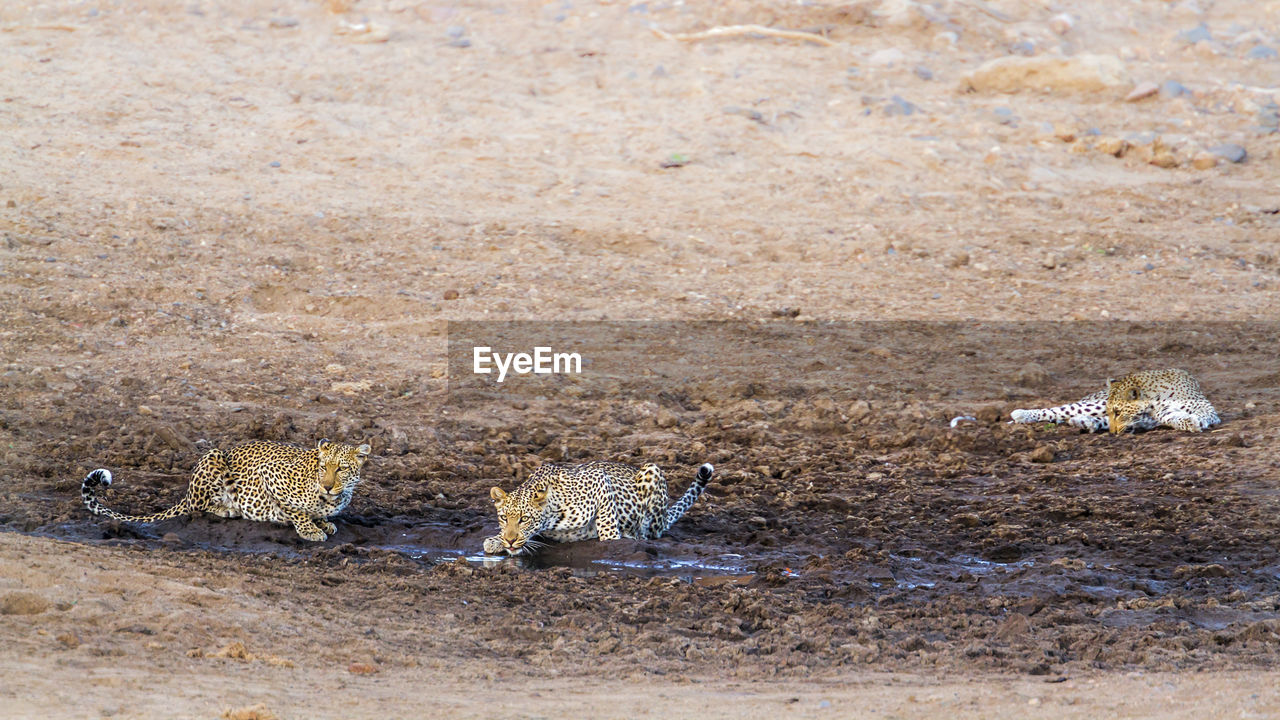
<box><xmin>1010</xmin><ymin>369</ymin><xmax>1219</xmax><ymax>434</ymax></box>
<box><xmin>483</xmin><ymin>461</ymin><xmax>714</xmax><ymax>555</ymax></box>
<box><xmin>81</xmin><ymin>439</ymin><xmax>371</xmax><ymax>541</ymax></box>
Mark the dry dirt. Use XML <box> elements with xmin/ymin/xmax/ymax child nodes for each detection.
<box><xmin>2</xmin><ymin>0</ymin><xmax>1280</xmax><ymax>718</ymax></box>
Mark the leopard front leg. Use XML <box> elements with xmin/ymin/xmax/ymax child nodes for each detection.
<box><xmin>483</xmin><ymin>535</ymin><xmax>505</xmax><ymax>554</ymax></box>
<box><xmin>283</xmin><ymin>507</ymin><xmax>329</xmax><ymax>541</ymax></box>
<box><xmin>318</xmin><ymin>519</ymin><xmax>338</xmax><ymax>535</ymax></box>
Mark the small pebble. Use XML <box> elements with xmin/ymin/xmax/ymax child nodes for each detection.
<box><xmin>1124</xmin><ymin>81</ymin><xmax>1159</xmax><ymax>102</ymax></box>
<box><xmin>884</xmin><ymin>95</ymin><xmax>917</xmax><ymax>117</ymax></box>
<box><xmin>914</xmin><ymin>65</ymin><xmax>933</xmax><ymax>81</ymax></box>
<box><xmin>1160</xmin><ymin>79</ymin><xmax>1188</xmax><ymax>98</ymax></box>
<box><xmin>443</xmin><ymin>289</ymin><xmax>460</xmax><ymax>300</ymax></box>
<box><xmin>1208</xmin><ymin>143</ymin><xmax>1247</xmax><ymax>163</ymax></box>
<box><xmin>1246</xmin><ymin>45</ymin><xmax>1278</xmax><ymax>60</ymax></box>
<box><xmin>1009</xmin><ymin>40</ymin><xmax>1036</xmax><ymax>56</ymax></box>
<box><xmin>445</xmin><ymin>24</ymin><xmax>466</xmax><ymax>38</ymax></box>
<box><xmin>269</xmin><ymin>161</ymin><xmax>281</xmax><ymax>168</ymax></box>
<box><xmin>867</xmin><ymin>47</ymin><xmax>906</xmax><ymax>67</ymax></box>
<box><xmin>448</xmin><ymin>38</ymin><xmax>471</xmax><ymax>48</ymax></box>
<box><xmin>268</xmin><ymin>17</ymin><xmax>299</xmax><ymax>28</ymax></box>
<box><xmin>1048</xmin><ymin>13</ymin><xmax>1073</xmax><ymax>35</ymax></box>
<box><xmin>1178</xmin><ymin>24</ymin><xmax>1212</xmax><ymax>44</ymax></box>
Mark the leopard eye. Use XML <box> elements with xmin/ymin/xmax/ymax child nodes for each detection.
<box><xmin>520</xmin><ymin>515</ymin><xmax>529</xmax><ymax>524</ymax></box>
<box><xmin>1128</xmin><ymin>388</ymin><xmax>1140</xmax><ymax>400</ymax></box>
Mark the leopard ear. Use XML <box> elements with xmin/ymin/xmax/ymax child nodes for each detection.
<box><xmin>356</xmin><ymin>443</ymin><xmax>371</xmax><ymax>457</ymax></box>
<box><xmin>490</xmin><ymin>487</ymin><xmax>507</xmax><ymax>503</ymax></box>
<box><xmin>1106</xmin><ymin>378</ymin><xmax>1114</xmax><ymax>389</ymax></box>
<box><xmin>316</xmin><ymin>438</ymin><xmax>330</xmax><ymax>451</ymax></box>
<box><xmin>532</xmin><ymin>487</ymin><xmax>549</xmax><ymax>505</ymax></box>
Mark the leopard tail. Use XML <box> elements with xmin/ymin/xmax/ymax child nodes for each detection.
<box><xmin>81</xmin><ymin>469</ymin><xmax>192</xmax><ymax>523</ymax></box>
<box><xmin>662</xmin><ymin>463</ymin><xmax>713</xmax><ymax>530</ymax></box>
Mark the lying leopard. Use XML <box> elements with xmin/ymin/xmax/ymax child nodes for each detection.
<box><xmin>81</xmin><ymin>439</ymin><xmax>371</xmax><ymax>541</ymax></box>
<box><xmin>1010</xmin><ymin>369</ymin><xmax>1219</xmax><ymax>434</ymax></box>
<box><xmin>484</xmin><ymin>460</ymin><xmax>714</xmax><ymax>555</ymax></box>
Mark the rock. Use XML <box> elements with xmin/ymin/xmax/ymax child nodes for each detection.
<box><xmin>1124</xmin><ymin>81</ymin><xmax>1159</xmax><ymax>102</ymax></box>
<box><xmin>1041</xmin><ymin>253</ymin><xmax>1058</xmax><ymax>270</ymax></box>
<box><xmin>1177</xmin><ymin>24</ymin><xmax>1212</xmax><ymax>44</ymax></box>
<box><xmin>348</xmin><ymin>662</ymin><xmax>379</xmax><ymax>674</ymax></box>
<box><xmin>268</xmin><ymin>17</ymin><xmax>299</xmax><ymax>28</ymax></box>
<box><xmin>1009</xmin><ymin>40</ymin><xmax>1036</xmax><ymax>57</ymax></box>
<box><xmin>1208</xmin><ymin>143</ymin><xmax>1247</xmax><ymax>163</ymax></box>
<box><xmin>995</xmin><ymin>613</ymin><xmax>1031</xmax><ymax>641</ymax></box>
<box><xmin>1048</xmin><ymin>13</ymin><xmax>1073</xmax><ymax>35</ymax></box>
<box><xmin>1173</xmin><ymin>563</ymin><xmax>1231</xmax><ymax>579</ymax></box>
<box><xmin>221</xmin><ymin>705</ymin><xmax>278</xmax><ymax>720</ymax></box>
<box><xmin>848</xmin><ymin>400</ymin><xmax>872</xmax><ymax>421</ymax></box>
<box><xmin>654</xmin><ymin>408</ymin><xmax>678</xmax><ymax>428</ymax></box>
<box><xmin>913</xmin><ymin>65</ymin><xmax>933</xmax><ymax>81</ymax></box>
<box><xmin>56</xmin><ymin>632</ymin><xmax>80</xmax><ymax>648</ymax></box>
<box><xmin>1015</xmin><ymin>362</ymin><xmax>1050</xmax><ymax>387</ymax></box>
<box><xmin>884</xmin><ymin>95</ymin><xmax>917</xmax><ymax>116</ymax></box>
<box><xmin>945</xmin><ymin>250</ymin><xmax>969</xmax><ymax>268</ymax></box>
<box><xmin>1150</xmin><ymin>148</ymin><xmax>1179</xmax><ymax>168</ymax></box>
<box><xmin>1</xmin><ymin>591</ymin><xmax>49</xmax><ymax>615</ymax></box>
<box><xmin>1094</xmin><ymin>136</ymin><xmax>1128</xmax><ymax>157</ymax></box>
<box><xmin>975</xmin><ymin>405</ymin><xmax>1003</xmax><ymax>423</ymax></box>
<box><xmin>1029</xmin><ymin>445</ymin><xmax>1055</xmax><ymax>463</ymax></box>
<box><xmin>961</xmin><ymin>54</ymin><xmax>1131</xmax><ymax>95</ymax></box>
<box><xmin>1246</xmin><ymin>45</ymin><xmax>1277</xmax><ymax>60</ymax></box>
<box><xmin>1160</xmin><ymin>80</ymin><xmax>1188</xmax><ymax>98</ymax></box>
<box><xmin>443</xmin><ymin>289</ymin><xmax>460</xmax><ymax>300</ymax></box>
<box><xmin>867</xmin><ymin>48</ymin><xmax>906</xmax><ymax>67</ymax></box>
<box><xmin>1191</xmin><ymin>151</ymin><xmax>1218</xmax><ymax>170</ymax></box>
<box><xmin>954</xmin><ymin>513</ymin><xmax>982</xmax><ymax>528</ymax></box>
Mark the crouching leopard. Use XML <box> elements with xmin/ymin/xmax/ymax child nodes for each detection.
<box><xmin>484</xmin><ymin>460</ymin><xmax>714</xmax><ymax>555</ymax></box>
<box><xmin>1010</xmin><ymin>369</ymin><xmax>1219</xmax><ymax>434</ymax></box>
<box><xmin>81</xmin><ymin>439</ymin><xmax>371</xmax><ymax>541</ymax></box>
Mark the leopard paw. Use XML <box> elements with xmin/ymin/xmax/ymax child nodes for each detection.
<box><xmin>320</xmin><ymin>521</ymin><xmax>338</xmax><ymax>535</ymax></box>
<box><xmin>483</xmin><ymin>536</ymin><xmax>505</xmax><ymax>555</ymax></box>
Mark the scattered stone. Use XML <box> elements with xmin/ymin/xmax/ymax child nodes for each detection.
<box><xmin>1</xmin><ymin>591</ymin><xmax>50</xmax><ymax>615</ymax></box>
<box><xmin>1124</xmin><ymin>81</ymin><xmax>1159</xmax><ymax>102</ymax></box>
<box><xmin>960</xmin><ymin>54</ymin><xmax>1131</xmax><ymax>95</ymax></box>
<box><xmin>975</xmin><ymin>405</ymin><xmax>1003</xmax><ymax>423</ymax></box>
<box><xmin>221</xmin><ymin>705</ymin><xmax>278</xmax><ymax>720</ymax></box>
<box><xmin>348</xmin><ymin>662</ymin><xmax>379</xmax><ymax>674</ymax></box>
<box><xmin>1029</xmin><ymin>446</ymin><xmax>1055</xmax><ymax>463</ymax></box>
<box><xmin>995</xmin><ymin>612</ymin><xmax>1031</xmax><ymax>641</ymax></box>
<box><xmin>1094</xmin><ymin>136</ymin><xmax>1128</xmax><ymax>157</ymax></box>
<box><xmin>1177</xmin><ymin>24</ymin><xmax>1212</xmax><ymax>45</ymax></box>
<box><xmin>1245</xmin><ymin>45</ymin><xmax>1277</xmax><ymax>61</ymax></box>
<box><xmin>1150</xmin><ymin>147</ymin><xmax>1179</xmax><ymax>168</ymax></box>
<box><xmin>1208</xmin><ymin>143</ymin><xmax>1246</xmax><ymax>163</ymax></box>
<box><xmin>1053</xmin><ymin>124</ymin><xmax>1077</xmax><ymax>142</ymax></box>
<box><xmin>448</xmin><ymin>38</ymin><xmax>471</xmax><ymax>49</ymax></box>
<box><xmin>945</xmin><ymin>250</ymin><xmax>970</xmax><ymax>268</ymax></box>
<box><xmin>954</xmin><ymin>513</ymin><xmax>982</xmax><ymax>528</ymax></box>
<box><xmin>1191</xmin><ymin>151</ymin><xmax>1218</xmax><ymax>170</ymax></box>
<box><xmin>443</xmin><ymin>289</ymin><xmax>460</xmax><ymax>300</ymax></box>
<box><xmin>867</xmin><ymin>47</ymin><xmax>906</xmax><ymax>67</ymax></box>
<box><xmin>1160</xmin><ymin>79</ymin><xmax>1188</xmax><ymax>98</ymax></box>
<box><xmin>654</xmin><ymin>407</ymin><xmax>678</xmax><ymax>428</ymax></box>
<box><xmin>1009</xmin><ymin>40</ymin><xmax>1036</xmax><ymax>57</ymax></box>
<box><xmin>268</xmin><ymin>17</ymin><xmax>299</xmax><ymax>28</ymax></box>
<box><xmin>993</xmin><ymin>106</ymin><xmax>1017</xmax><ymax>125</ymax></box>
<box><xmin>56</xmin><ymin>632</ymin><xmax>80</xmax><ymax>648</ymax></box>
<box><xmin>137</xmin><ymin>405</ymin><xmax>154</xmax><ymax>416</ymax></box>
<box><xmin>848</xmin><ymin>400</ymin><xmax>872</xmax><ymax>421</ymax></box>
<box><xmin>211</xmin><ymin>641</ymin><xmax>254</xmax><ymax>661</ymax></box>
<box><xmin>445</xmin><ymin>24</ymin><xmax>466</xmax><ymax>38</ymax></box>
<box><xmin>1048</xmin><ymin>13</ymin><xmax>1073</xmax><ymax>35</ymax></box>
<box><xmin>913</xmin><ymin>65</ymin><xmax>933</xmax><ymax>81</ymax></box>
<box><xmin>1173</xmin><ymin>563</ymin><xmax>1232</xmax><ymax>579</ymax></box>
<box><xmin>884</xmin><ymin>95</ymin><xmax>917</xmax><ymax>116</ymax></box>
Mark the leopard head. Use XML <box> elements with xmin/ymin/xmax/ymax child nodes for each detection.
<box><xmin>1105</xmin><ymin>374</ymin><xmax>1160</xmax><ymax>434</ymax></box>
<box><xmin>488</xmin><ymin>483</ymin><xmax>551</xmax><ymax>555</ymax></box>
<box><xmin>316</xmin><ymin>439</ymin><xmax>372</xmax><ymax>500</ymax></box>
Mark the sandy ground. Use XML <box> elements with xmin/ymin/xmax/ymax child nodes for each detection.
<box><xmin>2</xmin><ymin>0</ymin><xmax>1280</xmax><ymax>717</ymax></box>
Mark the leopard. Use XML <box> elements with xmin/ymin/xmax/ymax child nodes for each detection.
<box><xmin>81</xmin><ymin>439</ymin><xmax>371</xmax><ymax>541</ymax></box>
<box><xmin>483</xmin><ymin>460</ymin><xmax>714</xmax><ymax>555</ymax></box>
<box><xmin>1009</xmin><ymin>369</ymin><xmax>1219</xmax><ymax>434</ymax></box>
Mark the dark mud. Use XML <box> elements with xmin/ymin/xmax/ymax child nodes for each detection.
<box><xmin>4</xmin><ymin>322</ymin><xmax>1279</xmax><ymax>679</ymax></box>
